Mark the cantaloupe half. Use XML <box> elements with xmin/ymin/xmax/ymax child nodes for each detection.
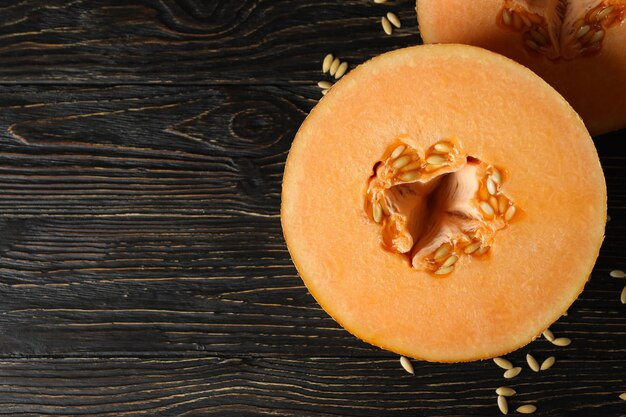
<box><xmin>281</xmin><ymin>45</ymin><xmax>606</xmax><ymax>362</ymax></box>
<box><xmin>416</xmin><ymin>0</ymin><xmax>626</xmax><ymax>136</ymax></box>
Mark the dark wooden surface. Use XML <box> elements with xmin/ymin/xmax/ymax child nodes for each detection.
<box><xmin>0</xmin><ymin>1</ymin><xmax>623</xmax><ymax>415</ymax></box>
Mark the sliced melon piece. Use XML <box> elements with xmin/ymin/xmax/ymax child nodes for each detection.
<box><xmin>281</xmin><ymin>45</ymin><xmax>606</xmax><ymax>362</ymax></box>
<box><xmin>416</xmin><ymin>0</ymin><xmax>626</xmax><ymax>135</ymax></box>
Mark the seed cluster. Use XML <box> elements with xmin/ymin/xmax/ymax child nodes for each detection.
<box><xmin>374</xmin><ymin>0</ymin><xmax>401</xmax><ymax>36</ymax></box>
<box><xmin>477</xmin><ymin>166</ymin><xmax>516</xmax><ymax>221</ymax></box>
<box><xmin>368</xmin><ymin>142</ymin><xmax>422</xmax><ymax>225</ymax></box>
<box><xmin>381</xmin><ymin>13</ymin><xmax>401</xmax><ymax>35</ymax></box>
<box><xmin>494</xmin><ymin>384</ymin><xmax>538</xmax><ymax>414</ymax></box>
<box><xmin>319</xmin><ymin>54</ymin><xmax>350</xmax><ymax>95</ymax></box>
<box><xmin>368</xmin><ymin>140</ymin><xmax>519</xmax><ymax>276</ymax></box>
<box><xmin>499</xmin><ymin>2</ymin><xmax>624</xmax><ymax>58</ymax></box>
<box><xmin>543</xmin><ymin>327</ymin><xmax>572</xmax><ymax>347</ymax></box>
<box><xmin>424</xmin><ymin>140</ymin><xmax>457</xmax><ymax>171</ymax></box>
<box><xmin>490</xmin><ymin>327</ymin><xmax>577</xmax><ymax>413</ymax></box>
<box><xmin>368</xmin><ymin>140</ymin><xmax>460</xmax><ymax>227</ymax></box>
<box><xmin>493</xmin><ymin>356</ymin><xmax>539</xmax><ymax>414</ymax></box>
<box><xmin>428</xmin><ymin>235</ymin><xmax>490</xmax><ymax>276</ymax></box>
<box><xmin>499</xmin><ymin>6</ymin><xmax>548</xmax><ymax>54</ymax></box>
<box><xmin>572</xmin><ymin>4</ymin><xmax>621</xmax><ymax>54</ymax></box>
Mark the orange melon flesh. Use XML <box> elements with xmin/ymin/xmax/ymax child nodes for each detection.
<box><xmin>281</xmin><ymin>45</ymin><xmax>606</xmax><ymax>362</ymax></box>
<box><xmin>416</xmin><ymin>0</ymin><xmax>626</xmax><ymax>136</ymax></box>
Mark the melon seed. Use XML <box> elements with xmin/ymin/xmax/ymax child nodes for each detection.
<box><xmin>516</xmin><ymin>404</ymin><xmax>537</xmax><ymax>414</ymax></box>
<box><xmin>390</xmin><ymin>145</ymin><xmax>406</xmax><ymax>159</ymax></box>
<box><xmin>496</xmin><ymin>387</ymin><xmax>516</xmax><ymax>396</ymax></box>
<box><xmin>392</xmin><ymin>156</ymin><xmax>412</xmax><ymax>169</ymax></box>
<box><xmin>434</xmin><ymin>243</ymin><xmax>452</xmax><ymax>260</ymax></box>
<box><xmin>329</xmin><ymin>58</ymin><xmax>341</xmax><ymax>76</ymax></box>
<box><xmin>399</xmin><ymin>356</ymin><xmax>414</xmax><ymax>374</ymax></box>
<box><xmin>503</xmin><ymin>367</ymin><xmax>522</xmax><ymax>378</ymax></box>
<box><xmin>373</xmin><ymin>202</ymin><xmax>382</xmax><ymax>223</ymax></box>
<box><xmin>596</xmin><ymin>6</ymin><xmax>614</xmax><ymax>21</ymax></box>
<box><xmin>387</xmin><ymin>12</ymin><xmax>401</xmax><ymax>28</ymax></box>
<box><xmin>542</xmin><ymin>329</ymin><xmax>555</xmax><ymax>342</ymax></box>
<box><xmin>610</xmin><ymin>270</ymin><xmax>626</xmax><ymax>278</ymax></box>
<box><xmin>493</xmin><ymin>357</ymin><xmax>513</xmax><ymax>370</ymax></box>
<box><xmin>322</xmin><ymin>54</ymin><xmax>334</xmax><ymax>73</ymax></box>
<box><xmin>552</xmin><ymin>337</ymin><xmax>571</xmax><ymax>346</ymax></box>
<box><xmin>381</xmin><ymin>16</ymin><xmax>393</xmax><ymax>35</ymax></box>
<box><xmin>334</xmin><ymin>62</ymin><xmax>349</xmax><ymax>79</ymax></box>
<box><xmin>540</xmin><ymin>356</ymin><xmax>556</xmax><ymax>370</ymax></box>
<box><xmin>497</xmin><ymin>395</ymin><xmax>508</xmax><ymax>415</ymax></box>
<box><xmin>526</xmin><ymin>353</ymin><xmax>540</xmax><ymax>372</ymax></box>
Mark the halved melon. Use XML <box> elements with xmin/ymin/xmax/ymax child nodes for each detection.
<box><xmin>416</xmin><ymin>0</ymin><xmax>626</xmax><ymax>136</ymax></box>
<box><xmin>281</xmin><ymin>45</ymin><xmax>606</xmax><ymax>362</ymax></box>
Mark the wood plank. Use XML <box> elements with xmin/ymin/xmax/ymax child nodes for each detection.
<box><xmin>0</xmin><ymin>356</ymin><xmax>623</xmax><ymax>416</ymax></box>
<box><xmin>0</xmin><ymin>0</ymin><xmax>419</xmax><ymax>84</ymax></box>
<box><xmin>0</xmin><ymin>84</ymin><xmax>309</xmax><ymax>216</ymax></box>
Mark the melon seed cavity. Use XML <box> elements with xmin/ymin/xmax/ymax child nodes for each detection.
<box><xmin>366</xmin><ymin>139</ymin><xmax>520</xmax><ymax>277</ymax></box>
<box><xmin>498</xmin><ymin>0</ymin><xmax>625</xmax><ymax>59</ymax></box>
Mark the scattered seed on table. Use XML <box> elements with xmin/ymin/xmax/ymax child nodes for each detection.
<box><xmin>621</xmin><ymin>285</ymin><xmax>626</xmax><ymax>304</ymax></box>
<box><xmin>619</xmin><ymin>393</ymin><xmax>626</xmax><ymax>401</ymax></box>
<box><xmin>516</xmin><ymin>404</ymin><xmax>537</xmax><ymax>414</ymax></box>
<box><xmin>374</xmin><ymin>0</ymin><xmax>387</xmax><ymax>3</ymax></box>
<box><xmin>321</xmin><ymin>89</ymin><xmax>328</xmax><ymax>96</ymax></box>
<box><xmin>317</xmin><ymin>81</ymin><xmax>333</xmax><ymax>89</ymax></box>
<box><xmin>493</xmin><ymin>357</ymin><xmax>513</xmax><ymax>370</ymax></box>
<box><xmin>610</xmin><ymin>270</ymin><xmax>626</xmax><ymax>278</ymax></box>
<box><xmin>334</xmin><ymin>62</ymin><xmax>348</xmax><ymax>79</ymax></box>
<box><xmin>503</xmin><ymin>367</ymin><xmax>522</xmax><ymax>379</ymax></box>
<box><xmin>542</xmin><ymin>329</ymin><xmax>555</xmax><ymax>341</ymax></box>
<box><xmin>540</xmin><ymin>356</ymin><xmax>556</xmax><ymax>371</ymax></box>
<box><xmin>400</xmin><ymin>356</ymin><xmax>414</xmax><ymax>375</ymax></box>
<box><xmin>496</xmin><ymin>386</ymin><xmax>516</xmax><ymax>396</ymax></box>
<box><xmin>497</xmin><ymin>395</ymin><xmax>508</xmax><ymax>415</ymax></box>
<box><xmin>329</xmin><ymin>58</ymin><xmax>341</xmax><ymax>76</ymax></box>
<box><xmin>387</xmin><ymin>12</ymin><xmax>401</xmax><ymax>28</ymax></box>
<box><xmin>552</xmin><ymin>337</ymin><xmax>571</xmax><ymax>346</ymax></box>
<box><xmin>526</xmin><ymin>353</ymin><xmax>540</xmax><ymax>372</ymax></box>
<box><xmin>322</xmin><ymin>54</ymin><xmax>334</xmax><ymax>73</ymax></box>
<box><xmin>381</xmin><ymin>16</ymin><xmax>393</xmax><ymax>35</ymax></box>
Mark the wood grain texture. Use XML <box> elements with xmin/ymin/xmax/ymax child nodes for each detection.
<box><xmin>0</xmin><ymin>356</ymin><xmax>623</xmax><ymax>416</ymax></box>
<box><xmin>0</xmin><ymin>85</ymin><xmax>307</xmax><ymax>216</ymax></box>
<box><xmin>0</xmin><ymin>0</ymin><xmax>420</xmax><ymax>84</ymax></box>
<box><xmin>0</xmin><ymin>0</ymin><xmax>623</xmax><ymax>415</ymax></box>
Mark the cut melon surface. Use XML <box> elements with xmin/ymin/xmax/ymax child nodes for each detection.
<box><xmin>417</xmin><ymin>0</ymin><xmax>626</xmax><ymax>136</ymax></box>
<box><xmin>281</xmin><ymin>44</ymin><xmax>606</xmax><ymax>362</ymax></box>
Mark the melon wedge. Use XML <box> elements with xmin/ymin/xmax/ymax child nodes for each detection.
<box><xmin>416</xmin><ymin>0</ymin><xmax>626</xmax><ymax>136</ymax></box>
<box><xmin>281</xmin><ymin>45</ymin><xmax>606</xmax><ymax>362</ymax></box>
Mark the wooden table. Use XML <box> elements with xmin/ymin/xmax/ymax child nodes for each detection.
<box><xmin>0</xmin><ymin>1</ymin><xmax>623</xmax><ymax>415</ymax></box>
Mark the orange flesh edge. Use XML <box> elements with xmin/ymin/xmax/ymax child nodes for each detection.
<box><xmin>281</xmin><ymin>45</ymin><xmax>606</xmax><ymax>362</ymax></box>
<box><xmin>416</xmin><ymin>0</ymin><xmax>626</xmax><ymax>135</ymax></box>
